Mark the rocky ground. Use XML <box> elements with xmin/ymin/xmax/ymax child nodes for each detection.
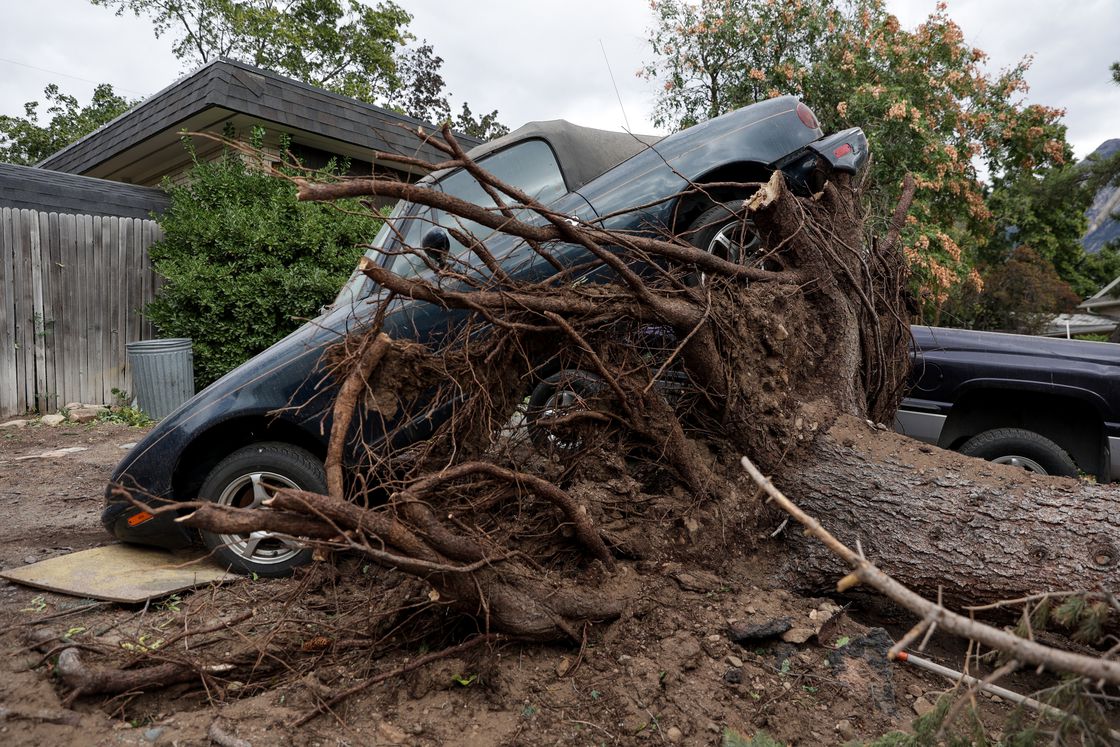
<box><xmin>0</xmin><ymin>418</ymin><xmax>1098</xmax><ymax>745</ymax></box>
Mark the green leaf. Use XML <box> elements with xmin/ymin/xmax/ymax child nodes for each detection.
<box><xmin>723</xmin><ymin>728</ymin><xmax>784</xmax><ymax>747</ymax></box>
<box><xmin>21</xmin><ymin>596</ymin><xmax>47</xmax><ymax>613</ymax></box>
<box><xmin>145</xmin><ymin>143</ymin><xmax>378</xmax><ymax>389</ymax></box>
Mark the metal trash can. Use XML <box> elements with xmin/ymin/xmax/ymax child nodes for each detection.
<box><xmin>126</xmin><ymin>338</ymin><xmax>195</xmax><ymax>419</ymax></box>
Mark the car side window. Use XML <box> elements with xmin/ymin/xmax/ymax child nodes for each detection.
<box><xmin>390</xmin><ymin>140</ymin><xmax>566</xmax><ymax>277</ymax></box>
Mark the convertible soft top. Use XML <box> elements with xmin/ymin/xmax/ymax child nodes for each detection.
<box><xmin>462</xmin><ymin>120</ymin><xmax>662</xmax><ymax>193</ymax></box>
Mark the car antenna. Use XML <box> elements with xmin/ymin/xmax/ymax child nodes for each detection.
<box><xmin>599</xmin><ymin>38</ymin><xmax>632</xmax><ymax>132</ymax></box>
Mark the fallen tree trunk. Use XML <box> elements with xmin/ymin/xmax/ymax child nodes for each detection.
<box><xmin>774</xmin><ymin>416</ymin><xmax>1120</xmax><ymax>609</ymax></box>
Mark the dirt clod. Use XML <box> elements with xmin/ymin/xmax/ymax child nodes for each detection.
<box><xmin>728</xmin><ymin>617</ymin><xmax>793</xmax><ymax>643</ymax></box>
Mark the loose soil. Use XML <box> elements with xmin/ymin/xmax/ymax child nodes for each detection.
<box><xmin>0</xmin><ymin>421</ymin><xmax>1099</xmax><ymax>745</ymax></box>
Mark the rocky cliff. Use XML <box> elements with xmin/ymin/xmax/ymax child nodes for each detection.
<box><xmin>1083</xmin><ymin>139</ymin><xmax>1120</xmax><ymax>253</ymax></box>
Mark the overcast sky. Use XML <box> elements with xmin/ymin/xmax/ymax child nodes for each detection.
<box><xmin>0</xmin><ymin>0</ymin><xmax>1116</xmax><ymax>159</ymax></box>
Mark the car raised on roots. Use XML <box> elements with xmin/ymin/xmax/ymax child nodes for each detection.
<box><xmin>102</xmin><ymin>97</ymin><xmax>869</xmax><ymax>576</ymax></box>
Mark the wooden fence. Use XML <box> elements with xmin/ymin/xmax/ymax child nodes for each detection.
<box><xmin>0</xmin><ymin>207</ymin><xmax>162</xmax><ymax>418</ymax></box>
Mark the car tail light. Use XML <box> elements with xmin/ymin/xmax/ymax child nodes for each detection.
<box><xmin>833</xmin><ymin>143</ymin><xmax>853</xmax><ymax>158</ymax></box>
<box><xmin>796</xmin><ymin>102</ymin><xmax>819</xmax><ymax>129</ymax></box>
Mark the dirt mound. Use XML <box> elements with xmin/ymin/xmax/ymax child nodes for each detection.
<box><xmin>0</xmin><ymin>422</ymin><xmax>1041</xmax><ymax>746</ymax></box>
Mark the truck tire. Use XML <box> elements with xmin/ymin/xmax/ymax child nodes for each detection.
<box><xmin>526</xmin><ymin>370</ymin><xmax>606</xmax><ymax>455</ymax></box>
<box><xmin>958</xmin><ymin>428</ymin><xmax>1078</xmax><ymax>477</ymax></box>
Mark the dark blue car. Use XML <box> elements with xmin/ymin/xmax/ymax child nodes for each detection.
<box><xmin>103</xmin><ymin>96</ymin><xmax>869</xmax><ymax>575</ymax></box>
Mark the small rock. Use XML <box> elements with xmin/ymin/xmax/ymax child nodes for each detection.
<box><xmin>912</xmin><ymin>697</ymin><xmax>935</xmax><ymax>717</ymax></box>
<box><xmin>40</xmin><ymin>414</ymin><xmax>66</xmax><ymax>426</ymax></box>
<box><xmin>64</xmin><ymin>402</ymin><xmax>82</xmax><ymax>411</ymax></box>
<box><xmin>407</xmin><ymin>723</ymin><xmax>424</xmax><ymax>735</ymax></box>
<box><xmin>618</xmin><ymin>654</ymin><xmax>632</xmax><ymax>664</ymax></box>
<box><xmin>707</xmin><ymin>633</ymin><xmax>721</xmax><ymax>642</ymax></box>
<box><xmin>774</xmin><ymin>323</ymin><xmax>789</xmax><ymax>340</ymax></box>
<box><xmin>906</xmin><ymin>683</ymin><xmax>924</xmax><ymax>699</ymax></box>
<box><xmin>20</xmin><ymin>446</ymin><xmax>88</xmax><ymax>459</ymax></box>
<box><xmin>142</xmin><ymin>727</ymin><xmax>164</xmax><ymax>742</ymax></box>
<box><xmin>666</xmin><ymin>726</ymin><xmax>683</xmax><ymax>743</ymax></box>
<box><xmin>989</xmin><ymin>694</ymin><xmax>1003</xmax><ymax>704</ymax></box>
<box><xmin>67</xmin><ymin>408</ymin><xmax>101</xmax><ymax>424</ymax></box>
<box><xmin>119</xmin><ymin>442</ymin><xmax>138</xmax><ymax>449</ymax></box>
<box><xmin>727</xmin><ymin>655</ymin><xmax>744</xmax><ymax>668</ymax></box>
<box><xmin>377</xmin><ymin>721</ymin><xmax>409</xmax><ymax>744</ymax></box>
<box><xmin>706</xmin><ymin>722</ymin><xmax>720</xmax><ymax>734</ymax></box>
<box><xmin>728</xmin><ymin>617</ymin><xmax>792</xmax><ymax>643</ymax></box>
<box><xmin>780</xmin><ymin>627</ymin><xmax>816</xmax><ymax>644</ymax></box>
<box><xmin>671</xmin><ymin>569</ymin><xmax>722</xmax><ymax>592</ymax></box>
<box><xmin>556</xmin><ymin>656</ymin><xmax>572</xmax><ymax>677</ymax></box>
<box><xmin>722</xmin><ymin>667</ymin><xmax>743</xmax><ymax>684</ymax></box>
<box><xmin>836</xmin><ymin>719</ymin><xmax>856</xmax><ymax>741</ymax></box>
<box><xmin>0</xmin><ymin>419</ymin><xmax>28</xmax><ymax>429</ymax></box>
<box><xmin>23</xmin><ymin>555</ymin><xmax>39</xmax><ymax>564</ymax></box>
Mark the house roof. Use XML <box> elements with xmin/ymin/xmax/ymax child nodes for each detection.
<box><xmin>38</xmin><ymin>59</ymin><xmax>482</xmax><ymax>184</ymax></box>
<box><xmin>1080</xmin><ymin>274</ymin><xmax>1120</xmax><ymax>311</ymax></box>
<box><xmin>1043</xmin><ymin>312</ymin><xmax>1118</xmax><ymax>338</ymax></box>
<box><xmin>0</xmin><ymin>162</ymin><xmax>168</xmax><ymax>219</ymax></box>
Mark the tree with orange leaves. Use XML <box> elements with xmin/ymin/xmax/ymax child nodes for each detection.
<box><xmin>643</xmin><ymin>0</ymin><xmax>1077</xmax><ymax>322</ymax></box>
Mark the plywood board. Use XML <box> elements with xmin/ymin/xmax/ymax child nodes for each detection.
<box><xmin>0</xmin><ymin>544</ymin><xmax>239</xmax><ymax>603</ymax></box>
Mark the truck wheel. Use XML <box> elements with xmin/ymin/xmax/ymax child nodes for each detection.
<box><xmin>526</xmin><ymin>370</ymin><xmax>606</xmax><ymax>455</ymax></box>
<box><xmin>958</xmin><ymin>428</ymin><xmax>1078</xmax><ymax>477</ymax></box>
<box><xmin>199</xmin><ymin>442</ymin><xmax>326</xmax><ymax>577</ymax></box>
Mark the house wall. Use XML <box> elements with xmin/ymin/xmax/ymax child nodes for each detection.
<box><xmin>0</xmin><ymin>207</ymin><xmax>162</xmax><ymax>417</ymax></box>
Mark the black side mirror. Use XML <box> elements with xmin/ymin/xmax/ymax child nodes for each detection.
<box><xmin>421</xmin><ymin>227</ymin><xmax>450</xmax><ymax>268</ymax></box>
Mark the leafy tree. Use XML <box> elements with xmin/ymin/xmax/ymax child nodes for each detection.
<box><xmin>978</xmin><ymin>247</ymin><xmax>1080</xmax><ymax>334</ymax></box>
<box><xmin>454</xmin><ymin>103</ymin><xmax>510</xmax><ymax>141</ymax></box>
<box><xmin>146</xmin><ymin>132</ymin><xmax>378</xmax><ymax>388</ymax></box>
<box><xmin>984</xmin><ymin>164</ymin><xmax>1095</xmax><ymax>296</ymax></box>
<box><xmin>387</xmin><ymin>43</ymin><xmax>507</xmax><ymax>138</ymax></box>
<box><xmin>92</xmin><ymin>0</ymin><xmax>411</xmax><ymax>102</ymax></box>
<box><xmin>91</xmin><ymin>0</ymin><xmax>508</xmax><ymax>137</ymax></box>
<box><xmin>393</xmin><ymin>42</ymin><xmax>451</xmax><ymax>124</ymax></box>
<box><xmin>944</xmin><ymin>247</ymin><xmax>1080</xmax><ymax>334</ymax></box>
<box><xmin>643</xmin><ymin>0</ymin><xmax>1073</xmax><ymax>321</ymax></box>
<box><xmin>0</xmin><ymin>83</ymin><xmax>134</xmax><ymax>165</ymax></box>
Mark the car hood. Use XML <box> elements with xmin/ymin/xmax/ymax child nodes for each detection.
<box><xmin>912</xmin><ymin>325</ymin><xmax>1120</xmax><ymax>367</ymax></box>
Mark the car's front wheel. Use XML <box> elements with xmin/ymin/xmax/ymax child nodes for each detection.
<box><xmin>958</xmin><ymin>428</ymin><xmax>1078</xmax><ymax>478</ymax></box>
<box><xmin>199</xmin><ymin>442</ymin><xmax>326</xmax><ymax>577</ymax></box>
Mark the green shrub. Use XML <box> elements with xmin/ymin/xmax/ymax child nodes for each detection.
<box><xmin>146</xmin><ymin>135</ymin><xmax>379</xmax><ymax>389</ymax></box>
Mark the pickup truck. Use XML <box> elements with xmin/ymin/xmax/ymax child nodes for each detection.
<box><xmin>895</xmin><ymin>325</ymin><xmax>1120</xmax><ymax>481</ymax></box>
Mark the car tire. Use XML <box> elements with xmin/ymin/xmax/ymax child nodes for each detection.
<box><xmin>199</xmin><ymin>442</ymin><xmax>327</xmax><ymax>577</ymax></box>
<box><xmin>958</xmin><ymin>428</ymin><xmax>1078</xmax><ymax>477</ymax></box>
<box><xmin>683</xmin><ymin>199</ymin><xmax>769</xmax><ymax>284</ymax></box>
<box><xmin>526</xmin><ymin>370</ymin><xmax>606</xmax><ymax>455</ymax></box>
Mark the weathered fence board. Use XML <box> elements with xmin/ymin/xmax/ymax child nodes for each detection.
<box><xmin>0</xmin><ymin>208</ymin><xmax>163</xmax><ymax>418</ymax></box>
<box><xmin>0</xmin><ymin>209</ymin><xmax>17</xmax><ymax>415</ymax></box>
